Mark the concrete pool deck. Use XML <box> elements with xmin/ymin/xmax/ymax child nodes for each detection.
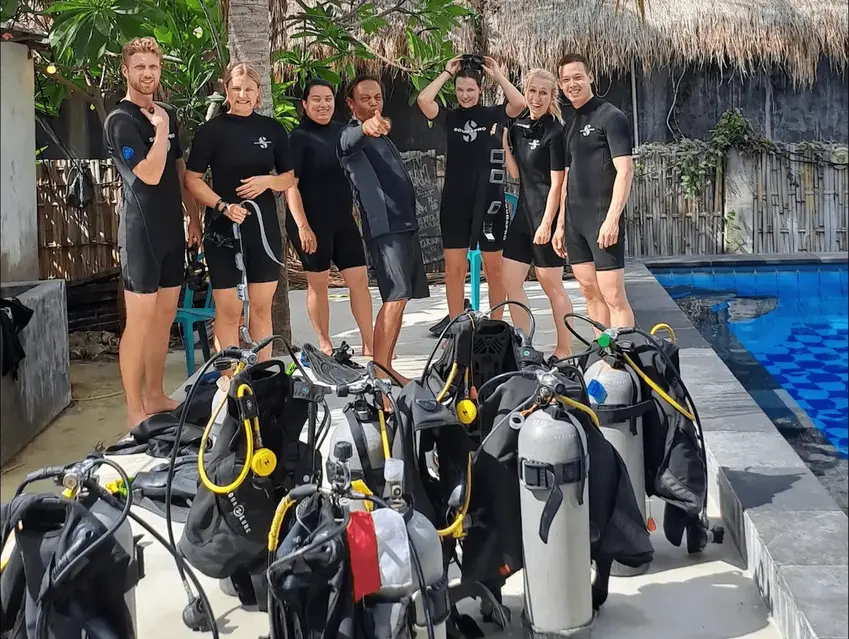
<box><xmin>72</xmin><ymin>279</ymin><xmax>785</xmax><ymax>639</ymax></box>
<box><xmin>627</xmin><ymin>255</ymin><xmax>849</xmax><ymax>639</ymax></box>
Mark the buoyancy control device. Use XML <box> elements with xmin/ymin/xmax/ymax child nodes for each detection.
<box><xmin>178</xmin><ymin>350</ymin><xmax>324</xmax><ymax>606</ymax></box>
<box><xmin>1</xmin><ymin>458</ymin><xmax>143</xmax><ymax>639</ymax></box>
<box><xmin>474</xmin><ymin>361</ymin><xmax>654</xmax><ymax>613</ymax></box>
<box><xmin>266</xmin><ymin>443</ymin><xmax>451</xmax><ymax>639</ymax></box>
<box><xmin>572</xmin><ymin>316</ymin><xmax>725</xmax><ymax>555</ymax></box>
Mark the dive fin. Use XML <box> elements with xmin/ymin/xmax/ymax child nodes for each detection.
<box><xmin>301</xmin><ymin>343</ymin><xmax>364</xmax><ymax>386</ymax></box>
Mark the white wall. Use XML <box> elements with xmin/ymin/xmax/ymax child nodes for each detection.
<box><xmin>1</xmin><ymin>41</ymin><xmax>39</xmax><ymax>283</ymax></box>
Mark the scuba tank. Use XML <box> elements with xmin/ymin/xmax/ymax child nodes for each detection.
<box><xmin>368</xmin><ymin>458</ymin><xmax>450</xmax><ymax>639</ymax></box>
<box><xmin>328</xmin><ymin>401</ymin><xmax>388</xmax><ymax>497</ymax></box>
<box><xmin>583</xmin><ymin>359</ymin><xmax>651</xmax><ymax>577</ymax></box>
<box><xmin>518</xmin><ymin>407</ymin><xmax>593</xmax><ymax>638</ymax></box>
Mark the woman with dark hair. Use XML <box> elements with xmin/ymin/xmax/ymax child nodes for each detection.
<box><xmin>416</xmin><ymin>55</ymin><xmax>525</xmax><ymax>323</ymax></box>
<box><xmin>184</xmin><ymin>62</ymin><xmax>294</xmax><ymax>362</ymax></box>
<box><xmin>284</xmin><ymin>78</ymin><xmax>374</xmax><ymax>357</ymax></box>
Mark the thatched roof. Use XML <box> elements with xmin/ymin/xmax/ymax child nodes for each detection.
<box><xmin>482</xmin><ymin>0</ymin><xmax>848</xmax><ymax>85</ymax></box>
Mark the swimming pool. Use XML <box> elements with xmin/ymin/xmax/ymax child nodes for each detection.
<box><xmin>653</xmin><ymin>263</ymin><xmax>848</xmax><ymax>461</ymax></box>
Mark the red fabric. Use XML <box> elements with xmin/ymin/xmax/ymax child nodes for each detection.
<box><xmin>346</xmin><ymin>511</ymin><xmax>381</xmax><ymax>601</ymax></box>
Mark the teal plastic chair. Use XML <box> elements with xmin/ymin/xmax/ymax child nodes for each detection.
<box><xmin>468</xmin><ymin>192</ymin><xmax>518</xmax><ymax>311</ymax></box>
<box><xmin>175</xmin><ymin>271</ymin><xmax>215</xmax><ymax>377</ymax></box>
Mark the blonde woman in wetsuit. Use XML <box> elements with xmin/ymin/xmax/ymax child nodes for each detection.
<box><xmin>184</xmin><ymin>62</ymin><xmax>295</xmax><ymax>361</ymax></box>
<box><xmin>416</xmin><ymin>55</ymin><xmax>525</xmax><ymax>322</ymax></box>
<box><xmin>501</xmin><ymin>68</ymin><xmax>574</xmax><ymax>361</ymax></box>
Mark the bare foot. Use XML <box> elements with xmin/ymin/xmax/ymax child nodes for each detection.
<box><xmin>127</xmin><ymin>411</ymin><xmax>148</xmax><ymax>430</ymax></box>
<box><xmin>550</xmin><ymin>351</ymin><xmax>572</xmax><ymax>362</ymax></box>
<box><xmin>143</xmin><ymin>395</ymin><xmax>179</xmax><ymax>415</ymax></box>
<box><xmin>319</xmin><ymin>341</ymin><xmax>333</xmax><ymax>356</ymax></box>
<box><xmin>361</xmin><ymin>346</ymin><xmax>374</xmax><ymax>358</ymax></box>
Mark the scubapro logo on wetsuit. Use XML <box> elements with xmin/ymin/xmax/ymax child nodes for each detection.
<box><xmin>529</xmin><ymin>139</ymin><xmax>540</xmax><ymax>150</ymax></box>
<box><xmin>580</xmin><ymin>125</ymin><xmax>595</xmax><ymax>137</ymax></box>
<box><xmin>254</xmin><ymin>136</ymin><xmax>271</xmax><ymax>149</ymax></box>
<box><xmin>454</xmin><ymin>120</ymin><xmax>488</xmax><ymax>143</ymax></box>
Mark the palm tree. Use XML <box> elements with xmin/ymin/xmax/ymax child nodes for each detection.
<box><xmin>225</xmin><ymin>0</ymin><xmax>292</xmax><ymax>346</ymax></box>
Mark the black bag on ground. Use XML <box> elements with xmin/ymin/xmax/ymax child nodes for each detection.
<box><xmin>178</xmin><ymin>360</ymin><xmax>314</xmax><ymax>579</ymax></box>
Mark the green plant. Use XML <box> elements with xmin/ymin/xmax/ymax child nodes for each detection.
<box><xmin>272</xmin><ymin>0</ymin><xmax>472</xmax><ymax>110</ymax></box>
<box><xmin>19</xmin><ymin>0</ymin><xmax>225</xmax><ymax>139</ymax></box>
<box><xmin>640</xmin><ymin>109</ymin><xmax>778</xmax><ymax>200</ymax></box>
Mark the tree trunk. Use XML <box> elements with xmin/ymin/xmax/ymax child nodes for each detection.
<box><xmin>226</xmin><ymin>0</ymin><xmax>293</xmax><ymax>350</ymax></box>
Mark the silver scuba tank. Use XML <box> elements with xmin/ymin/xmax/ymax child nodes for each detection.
<box><xmin>584</xmin><ymin>360</ymin><xmax>649</xmax><ymax>577</ymax></box>
<box><xmin>88</xmin><ymin>498</ymin><xmax>139</xmax><ymax>637</ymax></box>
<box><xmin>518</xmin><ymin>408</ymin><xmax>593</xmax><ymax>638</ymax></box>
<box><xmin>368</xmin><ymin>458</ymin><xmax>449</xmax><ymax>639</ymax></box>
<box><xmin>329</xmin><ymin>406</ymin><xmax>387</xmax><ymax>496</ymax></box>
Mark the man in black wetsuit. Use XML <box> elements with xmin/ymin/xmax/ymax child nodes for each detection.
<box><xmin>285</xmin><ymin>79</ymin><xmax>374</xmax><ymax>358</ymax></box>
<box><xmin>338</xmin><ymin>75</ymin><xmax>429</xmax><ymax>385</ymax></box>
<box><xmin>555</xmin><ymin>53</ymin><xmax>636</xmax><ymax>330</ymax></box>
<box><xmin>103</xmin><ymin>37</ymin><xmax>201</xmax><ymax>428</ymax></box>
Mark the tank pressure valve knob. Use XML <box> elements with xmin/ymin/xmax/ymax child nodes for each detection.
<box><xmin>334</xmin><ymin>441</ymin><xmax>354</xmax><ymax>463</ymax></box>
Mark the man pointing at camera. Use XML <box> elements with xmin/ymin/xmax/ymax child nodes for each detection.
<box><xmin>338</xmin><ymin>75</ymin><xmax>430</xmax><ymax>387</ymax></box>
<box><xmin>103</xmin><ymin>37</ymin><xmax>201</xmax><ymax>429</ymax></box>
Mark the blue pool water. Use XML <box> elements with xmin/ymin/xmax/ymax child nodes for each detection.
<box><xmin>653</xmin><ymin>264</ymin><xmax>848</xmax><ymax>458</ymax></box>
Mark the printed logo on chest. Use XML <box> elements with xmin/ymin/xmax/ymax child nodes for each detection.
<box><xmin>454</xmin><ymin>120</ymin><xmax>488</xmax><ymax>143</ymax></box>
<box><xmin>580</xmin><ymin>124</ymin><xmax>595</xmax><ymax>137</ymax></box>
<box><xmin>254</xmin><ymin>136</ymin><xmax>271</xmax><ymax>149</ymax></box>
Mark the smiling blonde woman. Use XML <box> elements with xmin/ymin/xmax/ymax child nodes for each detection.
<box><xmin>501</xmin><ymin>68</ymin><xmax>574</xmax><ymax>362</ymax></box>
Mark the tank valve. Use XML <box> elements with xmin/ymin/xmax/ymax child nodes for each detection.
<box><xmin>334</xmin><ymin>441</ymin><xmax>353</xmax><ymax>463</ymax></box>
<box><xmin>182</xmin><ymin>597</ymin><xmax>212</xmax><ymax>632</ymax></box>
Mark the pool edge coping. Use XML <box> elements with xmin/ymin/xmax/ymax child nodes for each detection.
<box><xmin>627</xmin><ymin>258</ymin><xmax>849</xmax><ymax>639</ymax></box>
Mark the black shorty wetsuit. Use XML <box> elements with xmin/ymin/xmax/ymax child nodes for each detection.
<box><xmin>564</xmin><ymin>96</ymin><xmax>633</xmax><ymax>271</ymax></box>
<box><xmin>503</xmin><ymin>114</ymin><xmax>566</xmax><ymax>268</ymax></box>
<box><xmin>104</xmin><ymin>100</ymin><xmax>185</xmax><ymax>294</ymax></box>
<box><xmin>286</xmin><ymin>118</ymin><xmax>367</xmax><ymax>273</ymax></box>
<box><xmin>338</xmin><ymin>120</ymin><xmax>429</xmax><ymax>303</ymax></box>
<box><xmin>429</xmin><ymin>104</ymin><xmax>510</xmax><ymax>251</ymax></box>
<box><xmin>187</xmin><ymin>111</ymin><xmax>292</xmax><ymax>289</ymax></box>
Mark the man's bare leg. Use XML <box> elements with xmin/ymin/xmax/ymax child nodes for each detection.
<box><xmin>142</xmin><ymin>285</ymin><xmax>182</xmax><ymax>415</ymax></box>
<box><xmin>305</xmin><ymin>270</ymin><xmax>333</xmax><ymax>355</ymax></box>
<box><xmin>597</xmin><ymin>268</ymin><xmax>635</xmax><ymax>328</ymax></box>
<box><xmin>373</xmin><ymin>299</ymin><xmax>408</xmax><ymax>386</ymax></box>
<box><xmin>121</xmin><ymin>291</ymin><xmax>160</xmax><ymax>428</ymax></box>
<box><xmin>340</xmin><ymin>265</ymin><xmax>375</xmax><ymax>357</ymax></box>
<box><xmin>571</xmin><ymin>263</ymin><xmax>610</xmax><ymax>336</ymax></box>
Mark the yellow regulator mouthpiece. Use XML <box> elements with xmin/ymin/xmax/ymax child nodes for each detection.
<box><xmin>456</xmin><ymin>399</ymin><xmax>478</xmax><ymax>425</ymax></box>
<box><xmin>251</xmin><ymin>448</ymin><xmax>278</xmax><ymax>477</ymax></box>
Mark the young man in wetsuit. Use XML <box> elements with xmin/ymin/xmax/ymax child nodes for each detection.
<box><xmin>285</xmin><ymin>79</ymin><xmax>374</xmax><ymax>358</ymax></box>
<box><xmin>338</xmin><ymin>75</ymin><xmax>430</xmax><ymax>385</ymax></box>
<box><xmin>554</xmin><ymin>53</ymin><xmax>636</xmax><ymax>330</ymax></box>
<box><xmin>104</xmin><ymin>37</ymin><xmax>201</xmax><ymax>428</ymax></box>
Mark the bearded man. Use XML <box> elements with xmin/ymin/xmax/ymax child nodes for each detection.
<box><xmin>103</xmin><ymin>37</ymin><xmax>201</xmax><ymax>428</ymax></box>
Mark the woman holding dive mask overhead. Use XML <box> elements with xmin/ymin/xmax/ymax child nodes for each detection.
<box><xmin>184</xmin><ymin>62</ymin><xmax>295</xmax><ymax>362</ymax></box>
<box><xmin>417</xmin><ymin>54</ymin><xmax>525</xmax><ymax>325</ymax></box>
<box><xmin>502</xmin><ymin>68</ymin><xmax>574</xmax><ymax>361</ymax></box>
